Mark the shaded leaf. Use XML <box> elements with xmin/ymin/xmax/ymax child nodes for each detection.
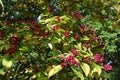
<box><xmin>72</xmin><ymin>67</ymin><xmax>84</xmax><ymax>80</ymax></box>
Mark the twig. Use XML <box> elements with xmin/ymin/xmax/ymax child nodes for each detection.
<box><xmin>13</xmin><ymin>63</ymin><xmax>23</xmax><ymax>80</ymax></box>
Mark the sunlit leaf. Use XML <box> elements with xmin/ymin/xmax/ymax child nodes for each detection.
<box><xmin>114</xmin><ymin>5</ymin><xmax>120</xmax><ymax>12</ymax></box>
<box><xmin>95</xmin><ymin>65</ymin><xmax>102</xmax><ymax>75</ymax></box>
<box><xmin>114</xmin><ymin>0</ymin><xmax>120</xmax><ymax>2</ymax></box>
<box><xmin>48</xmin><ymin>65</ymin><xmax>63</xmax><ymax>78</ymax></box>
<box><xmin>83</xmin><ymin>36</ymin><xmax>89</xmax><ymax>41</ymax></box>
<box><xmin>0</xmin><ymin>0</ymin><xmax>4</xmax><ymax>14</ymax></box>
<box><xmin>48</xmin><ymin>43</ymin><xmax>52</xmax><ymax>49</ymax></box>
<box><xmin>81</xmin><ymin>63</ymin><xmax>90</xmax><ymax>77</ymax></box>
<box><xmin>2</xmin><ymin>58</ymin><xmax>13</xmax><ymax>68</ymax></box>
<box><xmin>88</xmin><ymin>48</ymin><xmax>93</xmax><ymax>56</ymax></box>
<box><xmin>19</xmin><ymin>46</ymin><xmax>29</xmax><ymax>52</ymax></box>
<box><xmin>91</xmin><ymin>63</ymin><xmax>102</xmax><ymax>76</ymax></box>
<box><xmin>0</xmin><ymin>69</ymin><xmax>5</xmax><ymax>75</ymax></box>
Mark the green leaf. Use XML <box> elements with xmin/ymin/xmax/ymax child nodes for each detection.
<box><xmin>95</xmin><ymin>65</ymin><xmax>102</xmax><ymax>75</ymax></box>
<box><xmin>0</xmin><ymin>69</ymin><xmax>5</xmax><ymax>75</ymax></box>
<box><xmin>81</xmin><ymin>63</ymin><xmax>90</xmax><ymax>77</ymax></box>
<box><xmin>11</xmin><ymin>0</ymin><xmax>17</xmax><ymax>2</ymax></box>
<box><xmin>75</xmin><ymin>43</ymin><xmax>82</xmax><ymax>50</ymax></box>
<box><xmin>68</xmin><ymin>37</ymin><xmax>76</xmax><ymax>43</ymax></box>
<box><xmin>36</xmin><ymin>72</ymin><xmax>49</xmax><ymax>80</ymax></box>
<box><xmin>48</xmin><ymin>65</ymin><xmax>63</xmax><ymax>78</ymax></box>
<box><xmin>114</xmin><ymin>0</ymin><xmax>120</xmax><ymax>2</ymax></box>
<box><xmin>0</xmin><ymin>0</ymin><xmax>4</xmax><ymax>14</ymax></box>
<box><xmin>51</xmin><ymin>37</ymin><xmax>61</xmax><ymax>43</ymax></box>
<box><xmin>91</xmin><ymin>63</ymin><xmax>102</xmax><ymax>76</ymax></box>
<box><xmin>2</xmin><ymin>58</ymin><xmax>13</xmax><ymax>68</ymax></box>
<box><xmin>19</xmin><ymin>46</ymin><xmax>29</xmax><ymax>52</ymax></box>
<box><xmin>72</xmin><ymin>67</ymin><xmax>84</xmax><ymax>80</ymax></box>
<box><xmin>83</xmin><ymin>36</ymin><xmax>89</xmax><ymax>40</ymax></box>
<box><xmin>101</xmin><ymin>10</ymin><xmax>106</xmax><ymax>15</ymax></box>
<box><xmin>114</xmin><ymin>5</ymin><xmax>120</xmax><ymax>12</ymax></box>
<box><xmin>88</xmin><ymin>48</ymin><xmax>93</xmax><ymax>56</ymax></box>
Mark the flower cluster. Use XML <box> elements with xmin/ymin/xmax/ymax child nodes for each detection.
<box><xmin>38</xmin><ymin>30</ymin><xmax>49</xmax><ymax>38</ymax></box>
<box><xmin>10</xmin><ymin>36</ymin><xmax>20</xmax><ymax>44</ymax></box>
<box><xmin>71</xmin><ymin>48</ymin><xmax>79</xmax><ymax>56</ymax></box>
<box><xmin>63</xmin><ymin>31</ymin><xmax>71</xmax><ymax>37</ymax></box>
<box><xmin>104</xmin><ymin>64</ymin><xmax>112</xmax><ymax>71</ymax></box>
<box><xmin>29</xmin><ymin>20</ymin><xmax>49</xmax><ymax>38</ymax></box>
<box><xmin>72</xmin><ymin>12</ymin><xmax>82</xmax><ymax>20</ymax></box>
<box><xmin>83</xmin><ymin>57</ymin><xmax>90</xmax><ymax>63</ymax></box>
<box><xmin>94</xmin><ymin>53</ymin><xmax>104</xmax><ymax>64</ymax></box>
<box><xmin>60</xmin><ymin>54</ymin><xmax>80</xmax><ymax>68</ymax></box>
<box><xmin>30</xmin><ymin>20</ymin><xmax>40</xmax><ymax>31</ymax></box>
<box><xmin>55</xmin><ymin>16</ymin><xmax>61</xmax><ymax>22</ymax></box>
<box><xmin>6</xmin><ymin>45</ymin><xmax>17</xmax><ymax>55</ymax></box>
<box><xmin>80</xmin><ymin>25</ymin><xmax>86</xmax><ymax>34</ymax></box>
<box><xmin>89</xmin><ymin>29</ymin><xmax>94</xmax><ymax>34</ymax></box>
<box><xmin>52</xmin><ymin>26</ymin><xmax>60</xmax><ymax>32</ymax></box>
<box><xmin>84</xmin><ymin>43</ymin><xmax>90</xmax><ymax>49</ymax></box>
<box><xmin>0</xmin><ymin>31</ymin><xmax>4</xmax><ymax>40</ymax></box>
<box><xmin>75</xmin><ymin>33</ymin><xmax>80</xmax><ymax>40</ymax></box>
<box><xmin>90</xmin><ymin>36</ymin><xmax>98</xmax><ymax>42</ymax></box>
<box><xmin>47</xmin><ymin>7</ymin><xmax>54</xmax><ymax>12</ymax></box>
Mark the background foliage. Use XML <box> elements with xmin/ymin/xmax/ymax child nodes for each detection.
<box><xmin>0</xmin><ymin>0</ymin><xmax>120</xmax><ymax>80</ymax></box>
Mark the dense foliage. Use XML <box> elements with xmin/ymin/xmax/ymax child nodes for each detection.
<box><xmin>0</xmin><ymin>0</ymin><xmax>120</xmax><ymax>80</ymax></box>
